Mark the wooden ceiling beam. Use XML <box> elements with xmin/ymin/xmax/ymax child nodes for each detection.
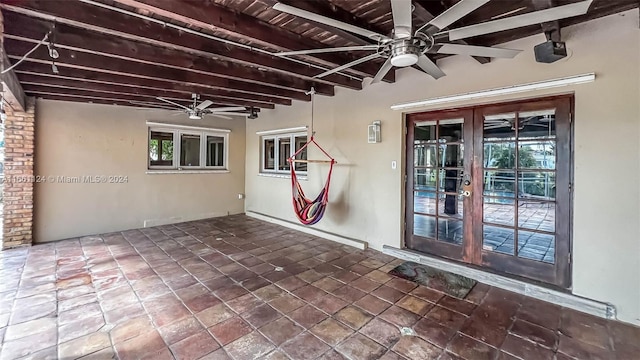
<box><xmin>16</xmin><ymin>74</ymin><xmax>276</xmax><ymax>109</ymax></box>
<box><xmin>108</xmin><ymin>0</ymin><xmax>392</xmax><ymax>82</ymax></box>
<box><xmin>4</xmin><ymin>38</ymin><xmax>314</xmax><ymax>102</ymax></box>
<box><xmin>3</xmin><ymin>12</ymin><xmax>339</xmax><ymax>95</ymax></box>
<box><xmin>0</xmin><ymin>2</ymin><xmax>361</xmax><ymax>89</ymax></box>
<box><xmin>13</xmin><ymin>63</ymin><xmax>291</xmax><ymax>106</ymax></box>
<box><xmin>32</xmin><ymin>93</ymin><xmax>171</xmax><ymax>108</ymax></box>
<box><xmin>412</xmin><ymin>1</ymin><xmax>490</xmax><ymax>64</ymax></box>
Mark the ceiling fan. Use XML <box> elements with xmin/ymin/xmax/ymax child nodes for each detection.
<box><xmin>140</xmin><ymin>93</ymin><xmax>251</xmax><ymax>120</ymax></box>
<box><xmin>484</xmin><ymin>114</ymin><xmax>552</xmax><ymax>131</ymax></box>
<box><xmin>272</xmin><ymin>0</ymin><xmax>593</xmax><ymax>83</ymax></box>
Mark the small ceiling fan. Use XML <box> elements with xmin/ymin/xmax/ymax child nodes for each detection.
<box><xmin>272</xmin><ymin>0</ymin><xmax>593</xmax><ymax>83</ymax></box>
<box><xmin>484</xmin><ymin>114</ymin><xmax>552</xmax><ymax>131</ymax></box>
<box><xmin>149</xmin><ymin>93</ymin><xmax>250</xmax><ymax>120</ymax></box>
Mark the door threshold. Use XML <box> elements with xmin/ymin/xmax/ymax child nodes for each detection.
<box><xmin>382</xmin><ymin>246</ymin><xmax>616</xmax><ymax>320</ymax></box>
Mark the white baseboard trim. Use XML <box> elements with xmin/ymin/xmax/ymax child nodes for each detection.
<box><xmin>383</xmin><ymin>246</ymin><xmax>617</xmax><ymax>320</ymax></box>
<box><xmin>246</xmin><ymin>211</ymin><xmax>368</xmax><ymax>250</ymax></box>
<box><xmin>144</xmin><ymin>212</ymin><xmax>230</xmax><ymax>227</ymax></box>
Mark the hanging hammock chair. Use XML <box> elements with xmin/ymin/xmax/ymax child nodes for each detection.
<box><xmin>287</xmin><ymin>136</ymin><xmax>335</xmax><ymax>225</ymax></box>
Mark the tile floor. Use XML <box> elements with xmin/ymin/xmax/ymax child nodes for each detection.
<box><xmin>0</xmin><ymin>215</ymin><xmax>638</xmax><ymax>360</ymax></box>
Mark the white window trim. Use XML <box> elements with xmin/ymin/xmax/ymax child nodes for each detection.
<box><xmin>260</xmin><ymin>131</ymin><xmax>308</xmax><ymax>176</ymax></box>
<box><xmin>148</xmin><ymin>125</ymin><xmax>230</xmax><ymax>172</ymax></box>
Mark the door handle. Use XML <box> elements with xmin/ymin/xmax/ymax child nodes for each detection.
<box><xmin>461</xmin><ymin>174</ymin><xmax>472</xmax><ymax>197</ymax></box>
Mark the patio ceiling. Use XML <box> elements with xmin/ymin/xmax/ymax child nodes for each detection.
<box><xmin>1</xmin><ymin>0</ymin><xmax>637</xmax><ymax>112</ymax></box>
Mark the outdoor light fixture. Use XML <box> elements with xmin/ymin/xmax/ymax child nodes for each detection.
<box><xmin>368</xmin><ymin>120</ymin><xmax>381</xmax><ymax>143</ymax></box>
<box><xmin>390</xmin><ymin>73</ymin><xmax>595</xmax><ymax>111</ymax></box>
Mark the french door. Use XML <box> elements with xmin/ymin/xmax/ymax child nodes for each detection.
<box><xmin>405</xmin><ymin>96</ymin><xmax>572</xmax><ymax>288</ymax></box>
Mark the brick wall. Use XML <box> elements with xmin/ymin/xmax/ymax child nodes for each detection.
<box><xmin>1</xmin><ymin>97</ymin><xmax>35</xmax><ymax>249</ymax></box>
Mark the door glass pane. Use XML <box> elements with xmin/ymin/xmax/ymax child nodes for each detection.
<box><xmin>518</xmin><ymin>171</ymin><xmax>555</xmax><ymax>200</ymax></box>
<box><xmin>149</xmin><ymin>131</ymin><xmax>174</xmax><ymax>167</ymax></box>
<box><xmin>438</xmin><ymin>169</ymin><xmax>462</xmax><ymax>193</ymax></box>
<box><xmin>438</xmin><ymin>193</ymin><xmax>463</xmax><ymax>218</ymax></box>
<box><xmin>414</xmin><ymin>168</ymin><xmax>437</xmax><ymax>190</ymax></box>
<box><xmin>294</xmin><ymin>135</ymin><xmax>307</xmax><ymax>172</ymax></box>
<box><xmin>439</xmin><ymin>144</ymin><xmax>463</xmax><ymax>167</ymax></box>
<box><xmin>518</xmin><ymin>109</ymin><xmax>556</xmax><ymax>139</ymax></box>
<box><xmin>518</xmin><ymin>202</ymin><xmax>555</xmax><ymax>232</ymax></box>
<box><xmin>263</xmin><ymin>138</ymin><xmax>275</xmax><ymax>170</ymax></box>
<box><xmin>483</xmin><ymin>197</ymin><xmax>515</xmax><ymax>226</ymax></box>
<box><xmin>438</xmin><ymin>118</ymin><xmax>463</xmax><ymax>142</ymax></box>
<box><xmin>438</xmin><ymin>218</ymin><xmax>463</xmax><ymax>245</ymax></box>
<box><xmin>518</xmin><ymin>230</ymin><xmax>555</xmax><ymax>264</ymax></box>
<box><xmin>414</xmin><ymin>191</ymin><xmax>436</xmax><ymax>215</ymax></box>
<box><xmin>415</xmin><ymin>122</ymin><xmax>436</xmax><ymax>142</ymax></box>
<box><xmin>484</xmin><ymin>170</ymin><xmax>515</xmax><ymax>197</ymax></box>
<box><xmin>414</xmin><ymin>144</ymin><xmax>437</xmax><ymax>167</ymax></box>
<box><xmin>414</xmin><ymin>214</ymin><xmax>437</xmax><ymax>239</ymax></box>
<box><xmin>180</xmin><ymin>134</ymin><xmax>200</xmax><ymax>167</ymax></box>
<box><xmin>519</xmin><ymin>141</ymin><xmax>555</xmax><ymax>169</ymax></box>
<box><xmin>206</xmin><ymin>135</ymin><xmax>224</xmax><ymax>167</ymax></box>
<box><xmin>277</xmin><ymin>137</ymin><xmax>291</xmax><ymax>171</ymax></box>
<box><xmin>483</xmin><ymin>225</ymin><xmax>515</xmax><ymax>255</ymax></box>
<box><xmin>484</xmin><ymin>113</ymin><xmax>516</xmax><ymax>140</ymax></box>
<box><xmin>484</xmin><ymin>142</ymin><xmax>515</xmax><ymax>169</ymax></box>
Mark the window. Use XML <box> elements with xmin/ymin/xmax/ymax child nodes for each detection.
<box><xmin>148</xmin><ymin>125</ymin><xmax>229</xmax><ymax>171</ymax></box>
<box><xmin>261</xmin><ymin>132</ymin><xmax>307</xmax><ymax>174</ymax></box>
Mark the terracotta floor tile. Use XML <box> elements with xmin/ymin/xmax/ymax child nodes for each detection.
<box><xmin>275</xmin><ymin>276</ymin><xmax>308</xmax><ymax>291</ymax></box>
<box><xmin>336</xmin><ymin>333</ymin><xmax>387</xmax><ymax>360</ymax></box>
<box><xmin>385</xmin><ymin>278</ymin><xmax>418</xmax><ymax>293</ymax></box>
<box><xmin>240</xmin><ymin>276</ymin><xmax>271</xmax><ymax>291</ymax></box>
<box><xmin>411</xmin><ymin>286</ymin><xmax>445</xmax><ymax>303</ymax></box>
<box><xmin>313</xmin><ymin>293</ymin><xmax>349</xmax><ymax>315</ymax></box>
<box><xmin>372</xmin><ymin>285</ymin><xmax>406</xmax><ymax>304</ymax></box>
<box><xmin>396</xmin><ymin>295</ymin><xmax>434</xmax><ymax>316</ymax></box>
<box><xmin>158</xmin><ymin>316</ymin><xmax>204</xmax><ymax>345</ymax></box>
<box><xmin>148</xmin><ymin>302</ymin><xmax>192</xmax><ymax>328</ymax></box>
<box><xmin>500</xmin><ymin>334</ymin><xmax>554</xmax><ymax>360</ymax></box>
<box><xmin>310</xmin><ymin>318</ymin><xmax>354</xmax><ymax>346</ymax></box>
<box><xmin>297</xmin><ymin>270</ymin><xmax>325</xmax><ymax>283</ymax></box>
<box><xmin>392</xmin><ymin>336</ymin><xmax>443</xmax><ymax>359</ymax></box>
<box><xmin>225</xmin><ymin>331</ymin><xmax>276</xmax><ymax>360</ymax></box>
<box><xmin>268</xmin><ymin>293</ymin><xmax>306</xmax><ymax>314</ymax></box>
<box><xmin>226</xmin><ymin>293</ymin><xmax>264</xmax><ymax>314</ymax></box>
<box><xmin>413</xmin><ymin>318</ymin><xmax>457</xmax><ymax>348</ymax></box>
<box><xmin>58</xmin><ymin>313</ymin><xmax>106</xmax><ymax>343</ymax></box>
<box><xmin>170</xmin><ymin>331</ymin><xmax>220</xmax><ymax>360</ymax></box>
<box><xmin>426</xmin><ymin>306</ymin><xmax>468</xmax><ymax>330</ymax></box>
<box><xmin>253</xmin><ymin>284</ymin><xmax>285</xmax><ymax>302</ymax></box>
<box><xmin>58</xmin><ymin>331</ymin><xmax>111</xmax><ymax>359</ymax></box>
<box><xmin>364</xmin><ymin>269</ymin><xmax>394</xmax><ymax>284</ymax></box>
<box><xmin>259</xmin><ymin>316</ymin><xmax>303</xmax><ymax>345</ymax></box>
<box><xmin>379</xmin><ymin>306</ymin><xmax>421</xmax><ymax>328</ymax></box>
<box><xmin>348</xmin><ymin>264</ymin><xmax>372</xmax><ymax>276</ymax></box>
<box><xmin>509</xmin><ymin>319</ymin><xmax>557</xmax><ymax>349</ymax></box>
<box><xmin>114</xmin><ymin>330</ymin><xmax>167</xmax><ymax>360</ymax></box>
<box><xmin>335</xmin><ymin>306</ymin><xmax>374</xmax><ymax>330</ymax></box>
<box><xmin>318</xmin><ymin>349</ymin><xmax>349</xmax><ymax>360</ymax></box>
<box><xmin>213</xmin><ymin>285</ymin><xmax>248</xmax><ymax>301</ymax></box>
<box><xmin>261</xmin><ymin>350</ymin><xmax>290</xmax><ymax>360</ymax></box>
<box><xmin>209</xmin><ymin>317</ymin><xmax>252</xmax><ymax>345</ymax></box>
<box><xmin>350</xmin><ymin>277</ymin><xmax>383</xmax><ymax>293</ymax></box>
<box><xmin>463</xmin><ymin>283</ymin><xmax>491</xmax><ymax>304</ymax></box>
<box><xmin>288</xmin><ymin>305</ymin><xmax>329</xmax><ymax>329</ymax></box>
<box><xmin>281</xmin><ymin>332</ymin><xmax>332</xmax><ymax>360</ymax></box>
<box><xmin>447</xmin><ymin>333</ymin><xmax>498</xmax><ymax>360</ymax></box>
<box><xmin>110</xmin><ymin>316</ymin><xmax>155</xmax><ymax>345</ymax></box>
<box><xmin>560</xmin><ymin>308</ymin><xmax>611</xmax><ymax>350</ymax></box>
<box><xmin>3</xmin><ymin>317</ymin><xmax>56</xmax><ymax>341</ymax></box>
<box><xmin>332</xmin><ymin>285</ymin><xmax>367</xmax><ymax>303</ymax></box>
<box><xmin>198</xmin><ymin>348</ymin><xmax>232</xmax><ymax>360</ymax></box>
<box><xmin>557</xmin><ymin>334</ymin><xmax>614</xmax><ymax>360</ymax></box>
<box><xmin>354</xmin><ymin>294</ymin><xmax>392</xmax><ymax>315</ymax></box>
<box><xmin>196</xmin><ymin>304</ymin><xmax>235</xmax><ymax>328</ymax></box>
<box><xmin>332</xmin><ymin>270</ymin><xmax>360</xmax><ymax>284</ymax></box>
<box><xmin>185</xmin><ymin>293</ymin><xmax>222</xmax><ymax>313</ymax></box>
<box><xmin>313</xmin><ymin>277</ymin><xmax>344</xmax><ymax>292</ymax></box>
<box><xmin>241</xmin><ymin>303</ymin><xmax>281</xmax><ymax>328</ymax></box>
<box><xmin>359</xmin><ymin>318</ymin><xmax>401</xmax><ymax>348</ymax></box>
<box><xmin>0</xmin><ymin>331</ymin><xmax>57</xmax><ymax>359</ymax></box>
<box><xmin>437</xmin><ymin>296</ymin><xmax>476</xmax><ymax>316</ymax></box>
<box><xmin>294</xmin><ymin>285</ymin><xmax>327</xmax><ymax>302</ymax></box>
<box><xmin>460</xmin><ymin>316</ymin><xmax>508</xmax><ymax>348</ymax></box>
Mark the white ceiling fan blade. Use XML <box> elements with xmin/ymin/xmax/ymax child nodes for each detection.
<box><xmin>436</xmin><ymin>44</ymin><xmax>522</xmax><ymax>58</ymax></box>
<box><xmin>276</xmin><ymin>45</ymin><xmax>380</xmax><ymax>57</ymax></box>
<box><xmin>273</xmin><ymin>3</ymin><xmax>390</xmax><ymax>41</ymax></box>
<box><xmin>208</xmin><ymin>106</ymin><xmax>247</xmax><ymax>112</ymax></box>
<box><xmin>416</xmin><ymin>55</ymin><xmax>446</xmax><ymax>80</ymax></box>
<box><xmin>196</xmin><ymin>100</ymin><xmax>213</xmax><ymax>110</ymax></box>
<box><xmin>390</xmin><ymin>0</ymin><xmax>413</xmax><ymax>39</ymax></box>
<box><xmin>156</xmin><ymin>97</ymin><xmax>192</xmax><ymax>111</ymax></box>
<box><xmin>417</xmin><ymin>0</ymin><xmax>490</xmax><ymax>34</ymax></box>
<box><xmin>446</xmin><ymin>0</ymin><xmax>593</xmax><ymax>41</ymax></box>
<box><xmin>211</xmin><ymin>112</ymin><xmax>249</xmax><ymax>117</ymax></box>
<box><xmin>314</xmin><ymin>52</ymin><xmax>380</xmax><ymax>78</ymax></box>
<box><xmin>371</xmin><ymin>58</ymin><xmax>393</xmax><ymax>84</ymax></box>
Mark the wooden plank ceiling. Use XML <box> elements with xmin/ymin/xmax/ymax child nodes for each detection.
<box><xmin>1</xmin><ymin>0</ymin><xmax>637</xmax><ymax>113</ymax></box>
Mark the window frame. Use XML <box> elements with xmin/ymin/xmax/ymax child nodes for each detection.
<box><xmin>148</xmin><ymin>125</ymin><xmax>230</xmax><ymax>172</ymax></box>
<box><xmin>260</xmin><ymin>131</ymin><xmax>308</xmax><ymax>175</ymax></box>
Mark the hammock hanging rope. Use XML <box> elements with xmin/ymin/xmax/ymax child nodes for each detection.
<box><xmin>287</xmin><ymin>136</ymin><xmax>335</xmax><ymax>225</ymax></box>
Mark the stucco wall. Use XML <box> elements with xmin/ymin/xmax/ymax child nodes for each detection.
<box><xmin>34</xmin><ymin>100</ymin><xmax>246</xmax><ymax>242</ymax></box>
<box><xmin>245</xmin><ymin>10</ymin><xmax>640</xmax><ymax>324</ymax></box>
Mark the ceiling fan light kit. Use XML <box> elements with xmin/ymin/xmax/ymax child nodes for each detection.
<box><xmin>272</xmin><ymin>0</ymin><xmax>594</xmax><ymax>84</ymax></box>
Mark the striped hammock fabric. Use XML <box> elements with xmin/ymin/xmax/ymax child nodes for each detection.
<box><xmin>288</xmin><ymin>136</ymin><xmax>335</xmax><ymax>225</ymax></box>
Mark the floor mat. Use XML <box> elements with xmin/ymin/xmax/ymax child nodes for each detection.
<box><xmin>388</xmin><ymin>261</ymin><xmax>477</xmax><ymax>299</ymax></box>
